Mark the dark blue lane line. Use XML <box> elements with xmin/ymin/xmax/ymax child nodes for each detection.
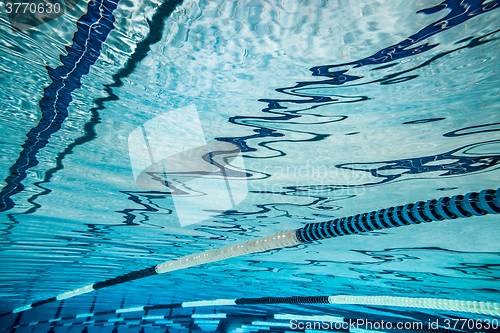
<box><xmin>0</xmin><ymin>0</ymin><xmax>120</xmax><ymax>212</ymax></box>
<box><xmin>9</xmin><ymin>0</ymin><xmax>184</xmax><ymax>217</ymax></box>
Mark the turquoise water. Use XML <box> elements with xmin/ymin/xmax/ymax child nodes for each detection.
<box><xmin>0</xmin><ymin>0</ymin><xmax>499</xmax><ymax>332</ymax></box>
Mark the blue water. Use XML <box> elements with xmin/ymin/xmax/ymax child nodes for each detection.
<box><xmin>0</xmin><ymin>0</ymin><xmax>499</xmax><ymax>332</ymax></box>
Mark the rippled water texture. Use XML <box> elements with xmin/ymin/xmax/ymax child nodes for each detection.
<box><xmin>0</xmin><ymin>0</ymin><xmax>499</xmax><ymax>328</ymax></box>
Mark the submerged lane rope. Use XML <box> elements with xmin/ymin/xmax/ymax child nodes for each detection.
<box><xmin>2</xmin><ymin>295</ymin><xmax>498</xmax><ymax>332</ymax></box>
<box><xmin>2</xmin><ymin>187</ymin><xmax>499</xmax><ymax>317</ymax></box>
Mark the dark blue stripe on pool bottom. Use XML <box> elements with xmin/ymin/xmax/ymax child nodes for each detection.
<box><xmin>0</xmin><ymin>0</ymin><xmax>119</xmax><ymax>212</ymax></box>
<box><xmin>17</xmin><ymin>0</ymin><xmax>183</xmax><ymax>217</ymax></box>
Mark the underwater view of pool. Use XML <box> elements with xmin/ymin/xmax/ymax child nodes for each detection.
<box><xmin>0</xmin><ymin>0</ymin><xmax>499</xmax><ymax>332</ymax></box>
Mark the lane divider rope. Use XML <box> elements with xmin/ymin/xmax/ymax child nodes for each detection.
<box><xmin>326</xmin><ymin>295</ymin><xmax>500</xmax><ymax>316</ymax></box>
<box><xmin>2</xmin><ymin>294</ymin><xmax>498</xmax><ymax>332</ymax></box>
<box><xmin>3</xmin><ymin>188</ymin><xmax>499</xmax><ymax>317</ymax></box>
<box><xmin>296</xmin><ymin>188</ymin><xmax>500</xmax><ymax>242</ymax></box>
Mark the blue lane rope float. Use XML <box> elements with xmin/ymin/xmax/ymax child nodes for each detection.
<box><xmin>295</xmin><ymin>188</ymin><xmax>500</xmax><ymax>242</ymax></box>
<box><xmin>2</xmin><ymin>188</ymin><xmax>499</xmax><ymax>317</ymax></box>
<box><xmin>1</xmin><ymin>295</ymin><xmax>498</xmax><ymax>333</ymax></box>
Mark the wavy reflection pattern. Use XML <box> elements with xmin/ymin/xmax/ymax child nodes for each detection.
<box><xmin>219</xmin><ymin>0</ymin><xmax>500</xmax><ymax>158</ymax></box>
<box><xmin>120</xmin><ymin>0</ymin><xmax>500</xmax><ymax>225</ymax></box>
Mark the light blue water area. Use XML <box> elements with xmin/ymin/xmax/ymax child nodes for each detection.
<box><xmin>0</xmin><ymin>0</ymin><xmax>499</xmax><ymax>330</ymax></box>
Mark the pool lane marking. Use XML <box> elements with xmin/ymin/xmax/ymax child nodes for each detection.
<box><xmin>0</xmin><ymin>0</ymin><xmax>120</xmax><ymax>212</ymax></box>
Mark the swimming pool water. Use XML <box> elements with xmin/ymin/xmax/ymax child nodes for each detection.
<box><xmin>0</xmin><ymin>0</ymin><xmax>499</xmax><ymax>332</ymax></box>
